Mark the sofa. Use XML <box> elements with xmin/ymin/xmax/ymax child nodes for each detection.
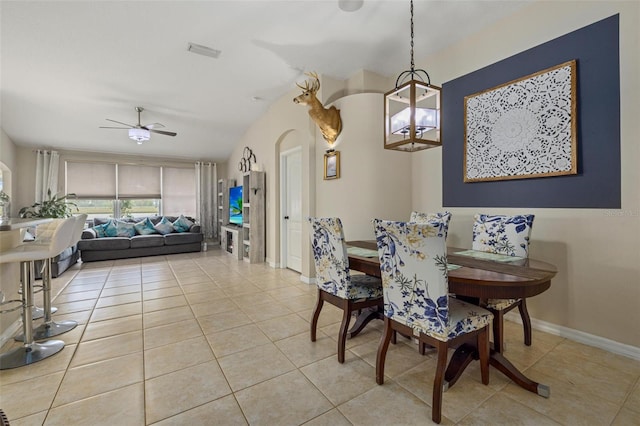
<box><xmin>34</xmin><ymin>245</ymin><xmax>81</xmax><ymax>279</ymax></box>
<box><xmin>78</xmin><ymin>215</ymin><xmax>203</xmax><ymax>262</ymax></box>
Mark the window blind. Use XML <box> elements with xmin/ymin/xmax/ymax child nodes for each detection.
<box><xmin>162</xmin><ymin>166</ymin><xmax>196</xmax><ymax>217</ymax></box>
<box><xmin>66</xmin><ymin>162</ymin><xmax>116</xmax><ymax>199</ymax></box>
<box><xmin>118</xmin><ymin>165</ymin><xmax>161</xmax><ymax>199</ymax></box>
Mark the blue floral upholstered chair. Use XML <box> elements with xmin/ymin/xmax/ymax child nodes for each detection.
<box><xmin>373</xmin><ymin>219</ymin><xmax>493</xmax><ymax>424</ymax></box>
<box><xmin>409</xmin><ymin>211</ymin><xmax>452</xmax><ymax>239</ymax></box>
<box><xmin>472</xmin><ymin>213</ymin><xmax>535</xmax><ymax>353</ymax></box>
<box><xmin>307</xmin><ymin>217</ymin><xmax>383</xmax><ymax>364</ymax></box>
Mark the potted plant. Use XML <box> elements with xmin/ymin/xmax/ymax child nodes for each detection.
<box><xmin>19</xmin><ymin>189</ymin><xmax>79</xmax><ymax>218</ymax></box>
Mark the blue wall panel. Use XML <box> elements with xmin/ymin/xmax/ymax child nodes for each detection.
<box><xmin>442</xmin><ymin>14</ymin><xmax>620</xmax><ymax>208</ymax></box>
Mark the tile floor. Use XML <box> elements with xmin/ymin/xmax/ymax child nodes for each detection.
<box><xmin>1</xmin><ymin>248</ymin><xmax>639</xmax><ymax>425</ymax></box>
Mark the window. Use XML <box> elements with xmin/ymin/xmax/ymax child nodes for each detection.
<box><xmin>65</xmin><ymin>161</ymin><xmax>196</xmax><ymax>219</ymax></box>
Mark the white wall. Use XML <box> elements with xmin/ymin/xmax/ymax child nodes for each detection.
<box><xmin>411</xmin><ymin>1</ymin><xmax>639</xmax><ymax>348</ymax></box>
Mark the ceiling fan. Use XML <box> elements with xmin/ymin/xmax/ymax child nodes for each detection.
<box><xmin>100</xmin><ymin>107</ymin><xmax>177</xmax><ymax>144</ymax></box>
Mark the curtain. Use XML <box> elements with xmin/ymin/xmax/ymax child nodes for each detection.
<box><xmin>35</xmin><ymin>150</ymin><xmax>59</xmax><ymax>203</ymax></box>
<box><xmin>195</xmin><ymin>162</ymin><xmax>217</xmax><ymax>240</ymax></box>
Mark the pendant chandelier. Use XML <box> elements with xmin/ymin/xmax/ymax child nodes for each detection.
<box><xmin>384</xmin><ymin>0</ymin><xmax>441</xmax><ymax>152</ymax></box>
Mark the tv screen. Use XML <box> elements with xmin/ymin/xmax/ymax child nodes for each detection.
<box><xmin>229</xmin><ymin>186</ymin><xmax>243</xmax><ymax>225</ymax></box>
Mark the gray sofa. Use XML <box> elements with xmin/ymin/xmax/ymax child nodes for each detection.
<box><xmin>78</xmin><ymin>216</ymin><xmax>203</xmax><ymax>262</ymax></box>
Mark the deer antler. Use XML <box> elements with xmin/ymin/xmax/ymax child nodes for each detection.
<box><xmin>306</xmin><ymin>72</ymin><xmax>320</xmax><ymax>92</ymax></box>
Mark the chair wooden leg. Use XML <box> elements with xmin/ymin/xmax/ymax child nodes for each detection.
<box><xmin>432</xmin><ymin>340</ymin><xmax>448</xmax><ymax>424</ymax></box>
<box><xmin>376</xmin><ymin>318</ymin><xmax>393</xmax><ymax>385</ymax></box>
<box><xmin>337</xmin><ymin>301</ymin><xmax>352</xmax><ymax>363</ymax></box>
<box><xmin>478</xmin><ymin>327</ymin><xmax>490</xmax><ymax>385</ymax></box>
<box><xmin>492</xmin><ymin>309</ymin><xmax>505</xmax><ymax>353</ymax></box>
<box><xmin>310</xmin><ymin>290</ymin><xmax>324</xmax><ymax>342</ymax></box>
<box><xmin>518</xmin><ymin>299</ymin><xmax>532</xmax><ymax>346</ymax></box>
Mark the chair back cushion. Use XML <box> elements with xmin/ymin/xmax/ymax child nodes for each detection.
<box><xmin>373</xmin><ymin>219</ymin><xmax>450</xmax><ymax>339</ymax></box>
<box><xmin>409</xmin><ymin>211</ymin><xmax>452</xmax><ymax>239</ymax></box>
<box><xmin>472</xmin><ymin>214</ymin><xmax>534</xmax><ymax>258</ymax></box>
<box><xmin>308</xmin><ymin>217</ymin><xmax>353</xmax><ymax>298</ymax></box>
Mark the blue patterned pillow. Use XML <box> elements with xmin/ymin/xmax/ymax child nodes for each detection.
<box><xmin>154</xmin><ymin>217</ymin><xmax>175</xmax><ymax>235</ymax></box>
<box><xmin>92</xmin><ymin>224</ymin><xmax>107</xmax><ymax>238</ymax></box>
<box><xmin>103</xmin><ymin>220</ymin><xmax>118</xmax><ymax>237</ymax></box>
<box><xmin>134</xmin><ymin>217</ymin><xmax>157</xmax><ymax>235</ymax></box>
<box><xmin>172</xmin><ymin>215</ymin><xmax>194</xmax><ymax>233</ymax></box>
<box><xmin>115</xmin><ymin>220</ymin><xmax>136</xmax><ymax>237</ymax></box>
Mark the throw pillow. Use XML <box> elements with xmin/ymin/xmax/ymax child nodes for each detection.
<box><xmin>115</xmin><ymin>220</ymin><xmax>136</xmax><ymax>237</ymax></box>
<box><xmin>134</xmin><ymin>217</ymin><xmax>158</xmax><ymax>235</ymax></box>
<box><xmin>154</xmin><ymin>217</ymin><xmax>175</xmax><ymax>235</ymax></box>
<box><xmin>92</xmin><ymin>224</ymin><xmax>107</xmax><ymax>238</ymax></box>
<box><xmin>103</xmin><ymin>219</ymin><xmax>118</xmax><ymax>237</ymax></box>
<box><xmin>172</xmin><ymin>215</ymin><xmax>194</xmax><ymax>233</ymax></box>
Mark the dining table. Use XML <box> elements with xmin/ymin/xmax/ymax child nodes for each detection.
<box><xmin>346</xmin><ymin>240</ymin><xmax>557</xmax><ymax>398</ymax></box>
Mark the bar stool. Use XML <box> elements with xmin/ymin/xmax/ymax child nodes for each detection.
<box><xmin>0</xmin><ymin>217</ymin><xmax>75</xmax><ymax>369</ymax></box>
<box><xmin>15</xmin><ymin>215</ymin><xmax>86</xmax><ymax>341</ymax></box>
<box><xmin>28</xmin><ymin>220</ymin><xmax>61</xmax><ymax>320</ymax></box>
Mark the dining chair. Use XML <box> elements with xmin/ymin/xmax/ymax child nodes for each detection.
<box><xmin>409</xmin><ymin>211</ymin><xmax>452</xmax><ymax>239</ymax></box>
<box><xmin>472</xmin><ymin>213</ymin><xmax>535</xmax><ymax>353</ymax></box>
<box><xmin>373</xmin><ymin>219</ymin><xmax>493</xmax><ymax>424</ymax></box>
<box><xmin>307</xmin><ymin>217</ymin><xmax>383</xmax><ymax>363</ymax></box>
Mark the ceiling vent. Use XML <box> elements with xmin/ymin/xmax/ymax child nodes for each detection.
<box><xmin>187</xmin><ymin>42</ymin><xmax>221</xmax><ymax>59</ymax></box>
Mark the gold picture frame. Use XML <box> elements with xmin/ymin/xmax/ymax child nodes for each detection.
<box><xmin>324</xmin><ymin>150</ymin><xmax>340</xmax><ymax>180</ymax></box>
<box><xmin>463</xmin><ymin>60</ymin><xmax>577</xmax><ymax>182</ymax></box>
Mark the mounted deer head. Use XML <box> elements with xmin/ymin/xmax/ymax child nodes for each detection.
<box><xmin>293</xmin><ymin>72</ymin><xmax>342</xmax><ymax>146</ymax></box>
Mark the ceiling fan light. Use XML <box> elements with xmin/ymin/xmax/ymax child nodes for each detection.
<box><xmin>129</xmin><ymin>128</ymin><xmax>150</xmax><ymax>142</ymax></box>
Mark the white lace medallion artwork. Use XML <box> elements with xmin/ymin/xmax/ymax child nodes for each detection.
<box><xmin>464</xmin><ymin>60</ymin><xmax>577</xmax><ymax>182</ymax></box>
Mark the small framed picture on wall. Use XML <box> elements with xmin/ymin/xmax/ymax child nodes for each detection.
<box><xmin>324</xmin><ymin>150</ymin><xmax>340</xmax><ymax>180</ymax></box>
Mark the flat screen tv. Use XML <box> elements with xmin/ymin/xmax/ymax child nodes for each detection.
<box><xmin>229</xmin><ymin>186</ymin><xmax>243</xmax><ymax>225</ymax></box>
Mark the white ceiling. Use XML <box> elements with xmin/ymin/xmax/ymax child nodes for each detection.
<box><xmin>0</xmin><ymin>0</ymin><xmax>531</xmax><ymax>162</ymax></box>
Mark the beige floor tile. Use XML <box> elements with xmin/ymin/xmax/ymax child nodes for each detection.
<box><xmin>142</xmin><ymin>274</ymin><xmax>176</xmax><ymax>285</ymax></box>
<box><xmin>143</xmin><ymin>318</ymin><xmax>203</xmax><ymax>349</ymax></box>
<box><xmin>0</xmin><ymin>371</ymin><xmax>64</xmax><ymax>420</ymax></box>
<box><xmin>52</xmin><ymin>289</ymin><xmax>100</xmax><ymax>304</ymax></box>
<box><xmin>145</xmin><ymin>360</ymin><xmax>232</xmax><ymax>424</ymax></box>
<box><xmin>231</xmin><ymin>292</ymin><xmax>278</xmax><ymax>309</ymax></box>
<box><xmin>95</xmin><ymin>292</ymin><xmax>142</xmax><ymax>308</ymax></box>
<box><xmin>263</xmin><ymin>285</ymin><xmax>309</xmax><ymax>300</ymax></box>
<box><xmin>90</xmin><ymin>301</ymin><xmax>141</xmax><ymax>322</ymax></box>
<box><xmin>206</xmin><ymin>323</ymin><xmax>271</xmax><ymax>357</ymax></box>
<box><xmin>276</xmin><ymin>331</ymin><xmax>337</xmax><ymax>368</ymax></box>
<box><xmin>184</xmin><ymin>288</ymin><xmax>228</xmax><ymax>305</ymax></box>
<box><xmin>190</xmin><ymin>298</ymin><xmax>239</xmax><ymax>317</ymax></box>
<box><xmin>176</xmin><ymin>275</ymin><xmax>213</xmax><ymax>285</ymax></box>
<box><xmin>143</xmin><ymin>305</ymin><xmax>195</xmax><ymax>328</ymax></box>
<box><xmin>142</xmin><ymin>286</ymin><xmax>184</xmax><ymax>301</ymax></box>
<box><xmin>8</xmin><ymin>410</ymin><xmax>48</xmax><ymax>426</ymax></box>
<box><xmin>298</xmin><ymin>305</ymin><xmax>344</xmax><ymax>328</ymax></box>
<box><xmin>99</xmin><ymin>284</ymin><xmax>141</xmax><ymax>297</ymax></box>
<box><xmin>53</xmin><ymin>298</ymin><xmax>97</xmax><ymax>315</ymax></box>
<box><xmin>144</xmin><ymin>335</ymin><xmax>215</xmax><ymax>379</ymax></box>
<box><xmin>53</xmin><ymin>352</ymin><xmax>143</xmax><ymax>407</ymax></box>
<box><xmin>180</xmin><ymin>281</ymin><xmax>219</xmax><ymax>294</ymax></box>
<box><xmin>51</xmin><ymin>309</ymin><xmax>92</xmax><ymax>325</ymax></box>
<box><xmin>352</xmin><ymin>337</ymin><xmax>429</xmax><ymax>379</ymax></box>
<box><xmin>457</xmin><ymin>393</ymin><xmax>561</xmax><ymax>425</ymax></box>
<box><xmin>81</xmin><ymin>314</ymin><xmax>142</xmax><ymax>342</ymax></box>
<box><xmin>243</xmin><ymin>300</ymin><xmax>294</xmax><ymax>322</ymax></box>
<box><xmin>235</xmin><ymin>370</ymin><xmax>333</xmax><ymax>426</ymax></box>
<box><xmin>197</xmin><ymin>310</ymin><xmax>252</xmax><ymax>334</ymax></box>
<box><xmin>71</xmin><ymin>330</ymin><xmax>142</xmax><ymax>367</ymax></box>
<box><xmin>280</xmin><ymin>293</ymin><xmax>319</xmax><ymax>312</ymax></box>
<box><xmin>338</xmin><ymin>381</ymin><xmax>441</xmax><ymax>425</ymax></box>
<box><xmin>256</xmin><ymin>312</ymin><xmax>310</xmax><ymax>341</ymax></box>
<box><xmin>218</xmin><ymin>342</ymin><xmax>296</xmax><ymax>391</ymax></box>
<box><xmin>624</xmin><ymin>380</ymin><xmax>640</xmax><ymax>413</ymax></box>
<box><xmin>152</xmin><ymin>394</ymin><xmax>247</xmax><ymax>425</ymax></box>
<box><xmin>60</xmin><ymin>281</ymin><xmax>105</xmax><ymax>293</ymax></box>
<box><xmin>143</xmin><ymin>294</ymin><xmax>188</xmax><ymax>312</ymax></box>
<box><xmin>142</xmin><ymin>279</ymin><xmax>179</xmax><ymax>290</ymax></box>
<box><xmin>0</xmin><ymin>344</ymin><xmax>74</xmax><ymax>385</ymax></box>
<box><xmin>104</xmin><ymin>277</ymin><xmax>142</xmax><ymax>288</ymax></box>
<box><xmin>303</xmin><ymin>408</ymin><xmax>353</xmax><ymax>426</ymax></box>
<box><xmin>45</xmin><ymin>382</ymin><xmax>145</xmax><ymax>426</ymax></box>
<box><xmin>612</xmin><ymin>406</ymin><xmax>640</xmax><ymax>425</ymax></box>
<box><xmin>301</xmin><ymin>352</ymin><xmax>377</xmax><ymax>405</ymax></box>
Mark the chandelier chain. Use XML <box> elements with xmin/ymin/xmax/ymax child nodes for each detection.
<box><xmin>410</xmin><ymin>0</ymin><xmax>414</xmax><ymax>72</ymax></box>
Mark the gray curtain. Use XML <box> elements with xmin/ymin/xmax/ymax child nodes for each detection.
<box><xmin>35</xmin><ymin>150</ymin><xmax>59</xmax><ymax>203</ymax></box>
<box><xmin>195</xmin><ymin>162</ymin><xmax>217</xmax><ymax>240</ymax></box>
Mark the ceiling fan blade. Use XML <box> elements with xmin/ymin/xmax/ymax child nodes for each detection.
<box><xmin>143</xmin><ymin>122</ymin><xmax>165</xmax><ymax>130</ymax></box>
<box><xmin>105</xmin><ymin>119</ymin><xmax>135</xmax><ymax>127</ymax></box>
<box><xmin>99</xmin><ymin>126</ymin><xmax>131</xmax><ymax>129</ymax></box>
<box><xmin>149</xmin><ymin>129</ymin><xmax>177</xmax><ymax>137</ymax></box>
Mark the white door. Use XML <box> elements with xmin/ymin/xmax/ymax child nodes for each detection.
<box><xmin>281</xmin><ymin>148</ymin><xmax>302</xmax><ymax>272</ymax></box>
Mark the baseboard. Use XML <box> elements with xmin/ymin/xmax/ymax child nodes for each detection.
<box><xmin>505</xmin><ymin>311</ymin><xmax>640</xmax><ymax>361</ymax></box>
<box><xmin>300</xmin><ymin>275</ymin><xmax>314</xmax><ymax>285</ymax></box>
<box><xmin>0</xmin><ymin>319</ymin><xmax>22</xmax><ymax>350</ymax></box>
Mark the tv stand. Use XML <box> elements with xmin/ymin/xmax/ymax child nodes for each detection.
<box><xmin>220</xmin><ymin>225</ymin><xmax>242</xmax><ymax>260</ymax></box>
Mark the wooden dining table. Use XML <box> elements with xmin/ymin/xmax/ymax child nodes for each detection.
<box><xmin>346</xmin><ymin>240</ymin><xmax>557</xmax><ymax>398</ymax></box>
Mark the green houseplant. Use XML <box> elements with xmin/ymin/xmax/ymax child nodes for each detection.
<box><xmin>19</xmin><ymin>189</ymin><xmax>78</xmax><ymax>218</ymax></box>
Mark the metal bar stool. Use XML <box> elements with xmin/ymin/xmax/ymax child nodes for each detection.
<box><xmin>0</xmin><ymin>217</ymin><xmax>75</xmax><ymax>369</ymax></box>
<box><xmin>15</xmin><ymin>215</ymin><xmax>86</xmax><ymax>341</ymax></box>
